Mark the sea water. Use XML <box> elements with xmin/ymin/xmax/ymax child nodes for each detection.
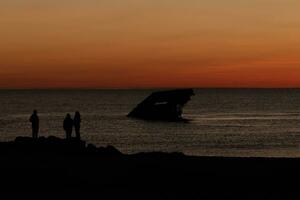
<box><xmin>0</xmin><ymin>89</ymin><xmax>299</xmax><ymax>157</ymax></box>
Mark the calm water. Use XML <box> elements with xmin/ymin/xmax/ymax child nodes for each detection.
<box><xmin>0</xmin><ymin>89</ymin><xmax>300</xmax><ymax>157</ymax></box>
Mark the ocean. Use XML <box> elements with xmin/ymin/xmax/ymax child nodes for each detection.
<box><xmin>0</xmin><ymin>89</ymin><xmax>299</xmax><ymax>157</ymax></box>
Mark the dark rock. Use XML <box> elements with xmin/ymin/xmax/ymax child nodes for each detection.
<box><xmin>0</xmin><ymin>136</ymin><xmax>299</xmax><ymax>199</ymax></box>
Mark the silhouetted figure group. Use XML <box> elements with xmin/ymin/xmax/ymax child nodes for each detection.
<box><xmin>29</xmin><ymin>110</ymin><xmax>81</xmax><ymax>140</ymax></box>
<box><xmin>63</xmin><ymin>111</ymin><xmax>81</xmax><ymax>140</ymax></box>
<box><xmin>74</xmin><ymin>111</ymin><xmax>81</xmax><ymax>139</ymax></box>
<box><xmin>29</xmin><ymin>110</ymin><xmax>39</xmax><ymax>139</ymax></box>
<box><xmin>63</xmin><ymin>114</ymin><xmax>73</xmax><ymax>139</ymax></box>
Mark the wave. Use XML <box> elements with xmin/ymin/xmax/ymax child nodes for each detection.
<box><xmin>186</xmin><ymin>113</ymin><xmax>300</xmax><ymax>121</ymax></box>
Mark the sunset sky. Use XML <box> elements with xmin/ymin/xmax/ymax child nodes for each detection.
<box><xmin>1</xmin><ymin>0</ymin><xmax>300</xmax><ymax>89</ymax></box>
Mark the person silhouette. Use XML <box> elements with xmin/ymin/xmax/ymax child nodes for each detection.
<box><xmin>63</xmin><ymin>114</ymin><xmax>73</xmax><ymax>139</ymax></box>
<box><xmin>74</xmin><ymin>111</ymin><xmax>81</xmax><ymax>140</ymax></box>
<box><xmin>29</xmin><ymin>110</ymin><xmax>39</xmax><ymax>139</ymax></box>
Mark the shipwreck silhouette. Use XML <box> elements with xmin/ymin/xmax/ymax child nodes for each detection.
<box><xmin>128</xmin><ymin>89</ymin><xmax>194</xmax><ymax>121</ymax></box>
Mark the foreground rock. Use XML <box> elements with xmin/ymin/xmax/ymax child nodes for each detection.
<box><xmin>0</xmin><ymin>136</ymin><xmax>122</xmax><ymax>156</ymax></box>
<box><xmin>0</xmin><ymin>136</ymin><xmax>299</xmax><ymax>199</ymax></box>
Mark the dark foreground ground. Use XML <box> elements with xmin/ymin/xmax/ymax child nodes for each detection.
<box><xmin>0</xmin><ymin>136</ymin><xmax>299</xmax><ymax>199</ymax></box>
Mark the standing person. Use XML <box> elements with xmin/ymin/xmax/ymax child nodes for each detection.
<box><xmin>63</xmin><ymin>114</ymin><xmax>73</xmax><ymax>139</ymax></box>
<box><xmin>73</xmin><ymin>111</ymin><xmax>81</xmax><ymax>140</ymax></box>
<box><xmin>29</xmin><ymin>110</ymin><xmax>39</xmax><ymax>139</ymax></box>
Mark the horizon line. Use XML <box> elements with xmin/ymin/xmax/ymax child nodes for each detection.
<box><xmin>2</xmin><ymin>87</ymin><xmax>300</xmax><ymax>90</ymax></box>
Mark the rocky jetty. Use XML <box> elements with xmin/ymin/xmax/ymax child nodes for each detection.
<box><xmin>0</xmin><ymin>136</ymin><xmax>298</xmax><ymax>199</ymax></box>
<box><xmin>0</xmin><ymin>136</ymin><xmax>122</xmax><ymax>156</ymax></box>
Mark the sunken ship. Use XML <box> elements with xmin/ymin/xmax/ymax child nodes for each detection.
<box><xmin>128</xmin><ymin>89</ymin><xmax>194</xmax><ymax>121</ymax></box>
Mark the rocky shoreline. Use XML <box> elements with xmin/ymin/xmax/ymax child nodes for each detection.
<box><xmin>0</xmin><ymin>136</ymin><xmax>298</xmax><ymax>199</ymax></box>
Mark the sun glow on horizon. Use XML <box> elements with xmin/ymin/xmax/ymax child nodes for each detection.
<box><xmin>1</xmin><ymin>0</ymin><xmax>300</xmax><ymax>89</ymax></box>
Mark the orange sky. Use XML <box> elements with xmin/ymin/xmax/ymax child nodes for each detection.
<box><xmin>1</xmin><ymin>0</ymin><xmax>300</xmax><ymax>89</ymax></box>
